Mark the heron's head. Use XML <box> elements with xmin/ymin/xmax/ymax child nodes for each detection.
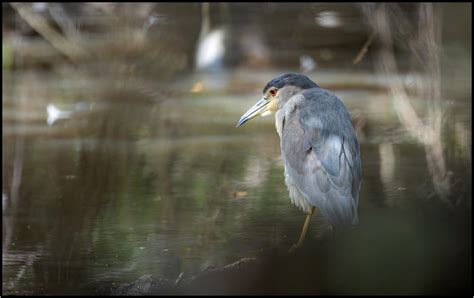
<box><xmin>236</xmin><ymin>73</ymin><xmax>319</xmax><ymax>127</ymax></box>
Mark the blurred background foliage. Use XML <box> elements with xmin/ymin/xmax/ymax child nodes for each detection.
<box><xmin>2</xmin><ymin>2</ymin><xmax>471</xmax><ymax>295</ymax></box>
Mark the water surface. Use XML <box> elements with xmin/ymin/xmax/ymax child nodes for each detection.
<box><xmin>2</xmin><ymin>68</ymin><xmax>471</xmax><ymax>294</ymax></box>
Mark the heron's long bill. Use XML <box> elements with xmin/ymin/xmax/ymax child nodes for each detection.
<box><xmin>236</xmin><ymin>98</ymin><xmax>270</xmax><ymax>127</ymax></box>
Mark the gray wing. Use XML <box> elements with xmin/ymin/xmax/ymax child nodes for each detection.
<box><xmin>281</xmin><ymin>88</ymin><xmax>361</xmax><ymax>226</ymax></box>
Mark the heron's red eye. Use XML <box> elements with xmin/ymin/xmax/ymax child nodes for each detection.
<box><xmin>270</xmin><ymin>89</ymin><xmax>277</xmax><ymax>97</ymax></box>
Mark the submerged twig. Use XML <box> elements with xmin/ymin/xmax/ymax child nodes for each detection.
<box><xmin>174</xmin><ymin>272</ymin><xmax>184</xmax><ymax>286</ymax></box>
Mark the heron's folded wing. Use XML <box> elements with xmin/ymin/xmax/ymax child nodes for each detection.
<box><xmin>281</xmin><ymin>95</ymin><xmax>361</xmax><ymax>225</ymax></box>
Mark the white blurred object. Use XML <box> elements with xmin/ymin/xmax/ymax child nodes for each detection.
<box><xmin>196</xmin><ymin>28</ymin><xmax>226</xmax><ymax>70</ymax></box>
<box><xmin>315</xmin><ymin>11</ymin><xmax>341</xmax><ymax>28</ymax></box>
<box><xmin>2</xmin><ymin>193</ymin><xmax>7</xmax><ymax>211</ymax></box>
<box><xmin>195</xmin><ymin>3</ymin><xmax>226</xmax><ymax>71</ymax></box>
<box><xmin>32</xmin><ymin>2</ymin><xmax>48</xmax><ymax>12</ymax></box>
<box><xmin>299</xmin><ymin>55</ymin><xmax>317</xmax><ymax>73</ymax></box>
<box><xmin>46</xmin><ymin>104</ymin><xmax>72</xmax><ymax>126</ymax></box>
<box><xmin>143</xmin><ymin>15</ymin><xmax>159</xmax><ymax>32</ymax></box>
<box><xmin>143</xmin><ymin>14</ymin><xmax>166</xmax><ymax>33</ymax></box>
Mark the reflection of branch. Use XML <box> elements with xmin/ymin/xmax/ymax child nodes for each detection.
<box><xmin>379</xmin><ymin>142</ymin><xmax>396</xmax><ymax>205</ymax></box>
<box><xmin>10</xmin><ymin>138</ymin><xmax>24</xmax><ymax>209</ymax></box>
<box><xmin>3</xmin><ymin>137</ymin><xmax>25</xmax><ymax>254</ymax></box>
<box><xmin>14</xmin><ymin>246</ymin><xmax>44</xmax><ymax>283</ymax></box>
<box><xmin>10</xmin><ymin>3</ymin><xmax>86</xmax><ymax>63</ymax></box>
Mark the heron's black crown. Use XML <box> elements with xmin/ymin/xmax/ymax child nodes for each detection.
<box><xmin>262</xmin><ymin>73</ymin><xmax>319</xmax><ymax>94</ymax></box>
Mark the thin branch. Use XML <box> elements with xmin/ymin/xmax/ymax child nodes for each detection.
<box><xmin>352</xmin><ymin>31</ymin><xmax>376</xmax><ymax>65</ymax></box>
<box><xmin>10</xmin><ymin>3</ymin><xmax>86</xmax><ymax>63</ymax></box>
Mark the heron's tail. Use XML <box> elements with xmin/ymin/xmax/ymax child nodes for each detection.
<box><xmin>317</xmin><ymin>192</ymin><xmax>359</xmax><ymax>227</ymax></box>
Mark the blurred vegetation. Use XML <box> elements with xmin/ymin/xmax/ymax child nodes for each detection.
<box><xmin>2</xmin><ymin>2</ymin><xmax>471</xmax><ymax>295</ymax></box>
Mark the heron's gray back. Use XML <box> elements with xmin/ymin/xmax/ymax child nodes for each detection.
<box><xmin>279</xmin><ymin>87</ymin><xmax>361</xmax><ymax>226</ymax></box>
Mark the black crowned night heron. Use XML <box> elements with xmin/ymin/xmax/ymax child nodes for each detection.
<box><xmin>236</xmin><ymin>73</ymin><xmax>361</xmax><ymax>251</ymax></box>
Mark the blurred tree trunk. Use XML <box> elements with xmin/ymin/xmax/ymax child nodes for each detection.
<box><xmin>362</xmin><ymin>3</ymin><xmax>451</xmax><ymax>204</ymax></box>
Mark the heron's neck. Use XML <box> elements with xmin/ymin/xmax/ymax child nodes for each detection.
<box><xmin>277</xmin><ymin>86</ymin><xmax>304</xmax><ymax>109</ymax></box>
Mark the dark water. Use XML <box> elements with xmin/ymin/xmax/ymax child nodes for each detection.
<box><xmin>2</xmin><ymin>69</ymin><xmax>471</xmax><ymax>295</ymax></box>
<box><xmin>2</xmin><ymin>2</ymin><xmax>472</xmax><ymax>295</ymax></box>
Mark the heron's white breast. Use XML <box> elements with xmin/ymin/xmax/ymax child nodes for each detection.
<box><xmin>284</xmin><ymin>168</ymin><xmax>314</xmax><ymax>214</ymax></box>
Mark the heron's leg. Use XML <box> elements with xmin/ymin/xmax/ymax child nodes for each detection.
<box><xmin>289</xmin><ymin>206</ymin><xmax>315</xmax><ymax>252</ymax></box>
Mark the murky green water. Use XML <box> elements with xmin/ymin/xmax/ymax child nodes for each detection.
<box><xmin>2</xmin><ymin>68</ymin><xmax>471</xmax><ymax>294</ymax></box>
